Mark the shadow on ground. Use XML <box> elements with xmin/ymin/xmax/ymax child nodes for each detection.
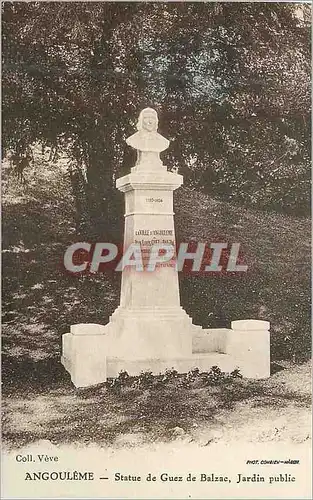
<box><xmin>2</xmin><ymin>356</ymin><xmax>311</xmax><ymax>449</ymax></box>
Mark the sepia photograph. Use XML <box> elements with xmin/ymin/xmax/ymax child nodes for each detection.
<box><xmin>1</xmin><ymin>1</ymin><xmax>311</xmax><ymax>498</ymax></box>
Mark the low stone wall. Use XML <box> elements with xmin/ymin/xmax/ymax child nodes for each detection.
<box><xmin>192</xmin><ymin>320</ymin><xmax>270</xmax><ymax>378</ymax></box>
<box><xmin>62</xmin><ymin>319</ymin><xmax>270</xmax><ymax>387</ymax></box>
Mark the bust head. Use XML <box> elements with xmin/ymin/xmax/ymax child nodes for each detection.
<box><xmin>126</xmin><ymin>108</ymin><xmax>169</xmax><ymax>158</ymax></box>
<box><xmin>137</xmin><ymin>108</ymin><xmax>158</xmax><ymax>133</ymax></box>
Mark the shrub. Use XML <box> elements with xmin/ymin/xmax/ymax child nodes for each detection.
<box><xmin>106</xmin><ymin>370</ymin><xmax>130</xmax><ymax>392</ymax></box>
<box><xmin>202</xmin><ymin>366</ymin><xmax>243</xmax><ymax>386</ymax></box>
<box><xmin>133</xmin><ymin>370</ymin><xmax>155</xmax><ymax>389</ymax></box>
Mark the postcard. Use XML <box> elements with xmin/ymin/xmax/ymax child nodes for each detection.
<box><xmin>2</xmin><ymin>2</ymin><xmax>311</xmax><ymax>499</ymax></box>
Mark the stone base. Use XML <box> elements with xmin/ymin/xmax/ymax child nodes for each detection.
<box><xmin>61</xmin><ymin>319</ymin><xmax>270</xmax><ymax>387</ymax></box>
<box><xmin>61</xmin><ymin>330</ymin><xmax>107</xmax><ymax>387</ymax></box>
<box><xmin>101</xmin><ymin>305</ymin><xmax>195</xmax><ymax>359</ymax></box>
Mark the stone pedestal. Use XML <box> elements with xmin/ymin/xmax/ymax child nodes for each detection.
<box><xmin>61</xmin><ymin>109</ymin><xmax>271</xmax><ymax>387</ymax></box>
<box><xmin>62</xmin><ymin>325</ymin><xmax>107</xmax><ymax>388</ymax></box>
<box><xmin>107</xmin><ymin>166</ymin><xmax>194</xmax><ymax>360</ymax></box>
<box><xmin>227</xmin><ymin>320</ymin><xmax>271</xmax><ymax>378</ymax></box>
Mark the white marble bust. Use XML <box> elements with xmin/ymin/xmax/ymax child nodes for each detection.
<box><xmin>126</xmin><ymin>108</ymin><xmax>169</xmax><ymax>169</ymax></box>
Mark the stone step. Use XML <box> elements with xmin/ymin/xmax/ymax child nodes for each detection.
<box><xmin>106</xmin><ymin>353</ymin><xmax>237</xmax><ymax>379</ymax></box>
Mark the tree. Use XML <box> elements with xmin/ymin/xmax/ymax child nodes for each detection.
<box><xmin>2</xmin><ymin>2</ymin><xmax>311</xmax><ymax>237</ymax></box>
<box><xmin>2</xmin><ymin>2</ymin><xmax>144</xmax><ymax>237</ymax></box>
<box><xmin>138</xmin><ymin>2</ymin><xmax>311</xmax><ymax>214</ymax></box>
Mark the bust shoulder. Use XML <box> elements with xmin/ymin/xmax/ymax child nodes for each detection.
<box><xmin>126</xmin><ymin>131</ymin><xmax>169</xmax><ymax>153</ymax></box>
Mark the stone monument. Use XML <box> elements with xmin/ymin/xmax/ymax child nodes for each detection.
<box><xmin>61</xmin><ymin>108</ymin><xmax>270</xmax><ymax>387</ymax></box>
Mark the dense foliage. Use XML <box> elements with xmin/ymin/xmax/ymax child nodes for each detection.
<box><xmin>2</xmin><ymin>2</ymin><xmax>311</xmax><ymax>236</ymax></box>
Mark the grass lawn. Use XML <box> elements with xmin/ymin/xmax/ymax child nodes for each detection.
<box><xmin>2</xmin><ymin>359</ymin><xmax>311</xmax><ymax>449</ymax></box>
